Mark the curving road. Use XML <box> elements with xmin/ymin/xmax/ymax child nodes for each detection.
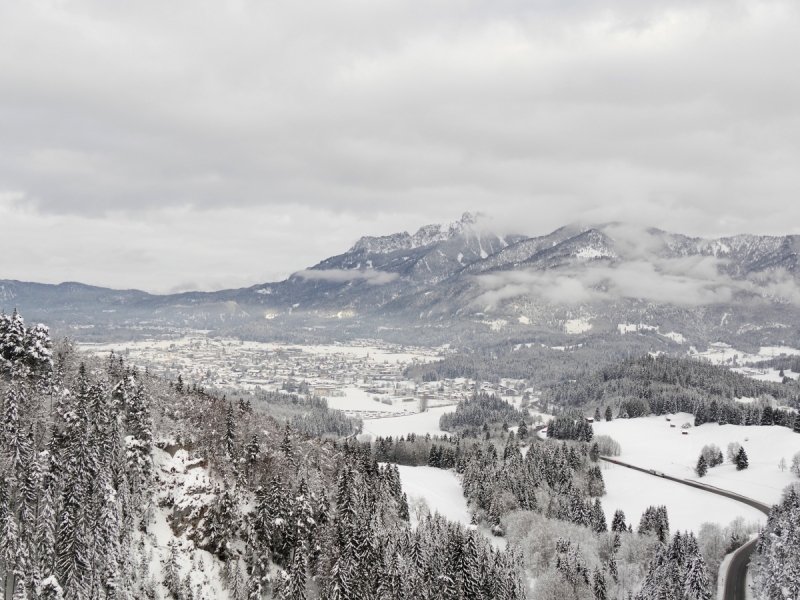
<box><xmin>599</xmin><ymin>457</ymin><xmax>770</xmax><ymax>600</ymax></box>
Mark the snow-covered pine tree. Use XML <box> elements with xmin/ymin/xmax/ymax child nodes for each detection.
<box><xmin>0</xmin><ymin>310</ymin><xmax>27</xmax><ymax>372</ymax></box>
<box><xmin>163</xmin><ymin>540</ymin><xmax>182</xmax><ymax>599</ymax></box>
<box><xmin>611</xmin><ymin>510</ymin><xmax>626</xmax><ymax>533</ymax></box>
<box><xmin>202</xmin><ymin>484</ymin><xmax>240</xmax><ymax>560</ymax></box>
<box><xmin>752</xmin><ymin>487</ymin><xmax>800</xmax><ymax>599</ymax></box>
<box><xmin>734</xmin><ymin>447</ymin><xmax>749</xmax><ymax>470</ymax></box>
<box><xmin>695</xmin><ymin>454</ymin><xmax>708</xmax><ymax>477</ymax></box>
<box><xmin>592</xmin><ymin>499</ymin><xmax>607</xmax><ymax>533</ymax></box>
<box><xmin>593</xmin><ymin>567</ymin><xmax>606</xmax><ymax>600</ymax></box>
<box><xmin>225</xmin><ymin>402</ymin><xmax>236</xmax><ymax>459</ymax></box>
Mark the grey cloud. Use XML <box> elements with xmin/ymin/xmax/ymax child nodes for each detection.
<box><xmin>475</xmin><ymin>255</ymin><xmax>799</xmax><ymax>308</ymax></box>
<box><xmin>294</xmin><ymin>269</ymin><xmax>399</xmax><ymax>285</ymax></box>
<box><xmin>1</xmin><ymin>1</ymin><xmax>800</xmax><ymax>290</ymax></box>
<box><xmin>1</xmin><ymin>1</ymin><xmax>798</xmax><ymax>224</ymax></box>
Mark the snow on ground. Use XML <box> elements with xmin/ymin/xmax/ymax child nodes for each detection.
<box><xmin>594</xmin><ymin>414</ymin><xmax>800</xmax><ymax>506</ymax></box>
<box><xmin>564</xmin><ymin>318</ymin><xmax>592</xmax><ymax>334</ymax></box>
<box><xmin>397</xmin><ymin>465</ymin><xmax>471</xmax><ymax>527</ymax></box>
<box><xmin>600</xmin><ymin>462</ymin><xmax>765</xmax><ymax>535</ymax></box>
<box><xmin>662</xmin><ymin>331</ymin><xmax>685</xmax><ymax>344</ymax></box>
<box><xmin>151</xmin><ymin>447</ymin><xmax>233</xmax><ymax>599</ymax></box>
<box><xmin>731</xmin><ymin>367</ymin><xmax>800</xmax><ymax>383</ymax></box>
<box><xmin>325</xmin><ymin>386</ymin><xmax>409</xmax><ymax>414</ymax></box>
<box><xmin>395</xmin><ymin>464</ymin><xmax>506</xmax><ymax>549</ymax></box>
<box><xmin>361</xmin><ymin>405</ymin><xmax>456</xmax><ymax>438</ymax></box>
<box><xmin>757</xmin><ymin>346</ymin><xmax>800</xmax><ymax>358</ymax></box>
<box><xmin>690</xmin><ymin>344</ymin><xmax>800</xmax><ymax>366</ymax></box>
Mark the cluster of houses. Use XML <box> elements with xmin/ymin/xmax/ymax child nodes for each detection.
<box><xmin>82</xmin><ymin>336</ymin><xmax>535</xmax><ymax>417</ymax></box>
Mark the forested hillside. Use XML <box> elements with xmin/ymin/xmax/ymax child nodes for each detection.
<box><xmin>439</xmin><ymin>392</ymin><xmax>527</xmax><ymax>433</ymax></box>
<box><xmin>0</xmin><ymin>309</ymin><xmax>526</xmax><ymax>599</ymax></box>
<box><xmin>751</xmin><ymin>487</ymin><xmax>800</xmax><ymax>599</ymax></box>
<box><xmin>543</xmin><ymin>355</ymin><xmax>800</xmax><ymax>429</ymax></box>
<box><xmin>403</xmin><ymin>338</ymin><xmax>663</xmax><ymax>387</ymax></box>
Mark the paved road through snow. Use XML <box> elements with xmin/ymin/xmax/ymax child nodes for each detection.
<box><xmin>599</xmin><ymin>457</ymin><xmax>770</xmax><ymax>600</ymax></box>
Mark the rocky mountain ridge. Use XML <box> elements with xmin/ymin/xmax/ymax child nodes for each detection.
<box><xmin>2</xmin><ymin>218</ymin><xmax>800</xmax><ymax>350</ymax></box>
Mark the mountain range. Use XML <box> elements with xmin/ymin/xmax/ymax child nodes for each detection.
<box><xmin>2</xmin><ymin>212</ymin><xmax>800</xmax><ymax>350</ymax></box>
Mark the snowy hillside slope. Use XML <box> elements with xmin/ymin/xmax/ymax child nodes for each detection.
<box><xmin>593</xmin><ymin>414</ymin><xmax>800</xmax><ymax>506</ymax></box>
<box><xmin>600</xmin><ymin>462</ymin><xmax>765</xmax><ymax>535</ymax></box>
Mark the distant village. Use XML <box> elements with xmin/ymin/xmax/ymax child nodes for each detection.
<box><xmin>80</xmin><ymin>336</ymin><xmax>540</xmax><ymax>419</ymax></box>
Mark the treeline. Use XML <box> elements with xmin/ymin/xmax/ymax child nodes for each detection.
<box><xmin>242</xmin><ymin>441</ymin><xmax>526</xmax><ymax>600</ymax></box>
<box><xmin>290</xmin><ymin>403</ymin><xmax>362</xmax><ymax>438</ymax></box>
<box><xmin>403</xmin><ymin>336</ymin><xmax>662</xmax><ymax>387</ymax></box>
<box><xmin>749</xmin><ymin>355</ymin><xmax>800</xmax><ymax>374</ymax></box>
<box><xmin>373</xmin><ymin>432</ymin><xmax>462</xmax><ymax>467</ymax></box>
<box><xmin>487</xmin><ymin>441</ymin><xmax>715</xmax><ymax>600</ymax></box>
<box><xmin>546</xmin><ymin>415</ymin><xmax>594</xmax><ymax>442</ymax></box>
<box><xmin>369</xmin><ymin>429</ymin><xmax>608</xmax><ymax>535</ymax></box>
<box><xmin>461</xmin><ymin>435</ymin><xmax>607</xmax><ymax>534</ymax></box>
<box><xmin>751</xmin><ymin>487</ymin><xmax>800</xmax><ymax>600</ymax></box>
<box><xmin>225</xmin><ymin>388</ymin><xmax>363</xmax><ymax>438</ymax></box>
<box><xmin>439</xmin><ymin>392</ymin><xmax>527</xmax><ymax>432</ymax></box>
<box><xmin>545</xmin><ymin>354</ymin><xmax>800</xmax><ymax>431</ymax></box>
<box><xmin>545</xmin><ymin>354</ymin><xmax>799</xmax><ymax>407</ymax></box>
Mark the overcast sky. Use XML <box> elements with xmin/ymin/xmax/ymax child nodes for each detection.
<box><xmin>1</xmin><ymin>0</ymin><xmax>799</xmax><ymax>293</ymax></box>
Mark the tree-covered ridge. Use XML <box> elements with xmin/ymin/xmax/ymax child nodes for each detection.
<box><xmin>403</xmin><ymin>337</ymin><xmax>663</xmax><ymax>387</ymax></box>
<box><xmin>749</xmin><ymin>354</ymin><xmax>800</xmax><ymax>375</ymax></box>
<box><xmin>542</xmin><ymin>354</ymin><xmax>800</xmax><ymax>429</ymax></box>
<box><xmin>751</xmin><ymin>487</ymin><xmax>800</xmax><ymax>600</ymax></box>
<box><xmin>439</xmin><ymin>392</ymin><xmax>527</xmax><ymax>432</ymax></box>
<box><xmin>545</xmin><ymin>354</ymin><xmax>799</xmax><ymax>407</ymax></box>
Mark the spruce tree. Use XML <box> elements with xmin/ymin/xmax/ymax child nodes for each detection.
<box><xmin>589</xmin><ymin>443</ymin><xmax>600</xmax><ymax>462</ymax></box>
<box><xmin>605</xmin><ymin>406</ymin><xmax>613</xmax><ymax>421</ymax></box>
<box><xmin>225</xmin><ymin>402</ymin><xmax>236</xmax><ymax>458</ymax></box>
<box><xmin>281</xmin><ymin>426</ymin><xmax>293</xmax><ymax>461</ymax></box>
<box><xmin>163</xmin><ymin>540</ymin><xmax>182</xmax><ymax>599</ymax></box>
<box><xmin>611</xmin><ymin>510</ymin><xmax>627</xmax><ymax>533</ymax></box>
<box><xmin>735</xmin><ymin>447</ymin><xmax>749</xmax><ymax>471</ymax></box>
<box><xmin>593</xmin><ymin>567</ymin><xmax>606</xmax><ymax>600</ymax></box>
<box><xmin>695</xmin><ymin>454</ymin><xmax>708</xmax><ymax>478</ymax></box>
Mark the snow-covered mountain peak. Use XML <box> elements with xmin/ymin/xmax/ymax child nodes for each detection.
<box><xmin>349</xmin><ymin>212</ymin><xmax>481</xmax><ymax>254</ymax></box>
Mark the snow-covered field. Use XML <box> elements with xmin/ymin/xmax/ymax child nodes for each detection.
<box><xmin>564</xmin><ymin>318</ymin><xmax>593</xmax><ymax>334</ymax></box>
<box><xmin>594</xmin><ymin>414</ymin><xmax>800</xmax><ymax>506</ymax></box>
<box><xmin>361</xmin><ymin>405</ymin><xmax>456</xmax><ymax>438</ymax></box>
<box><xmin>395</xmin><ymin>464</ymin><xmax>506</xmax><ymax>549</ymax></box>
<box><xmin>396</xmin><ymin>465</ymin><xmax>471</xmax><ymax>527</ymax></box>
<box><xmin>690</xmin><ymin>343</ymin><xmax>800</xmax><ymax>366</ymax></box>
<box><xmin>326</xmin><ymin>386</ymin><xmax>410</xmax><ymax>414</ymax></box>
<box><xmin>731</xmin><ymin>367</ymin><xmax>799</xmax><ymax>383</ymax></box>
<box><xmin>600</xmin><ymin>462</ymin><xmax>765</xmax><ymax>534</ymax></box>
